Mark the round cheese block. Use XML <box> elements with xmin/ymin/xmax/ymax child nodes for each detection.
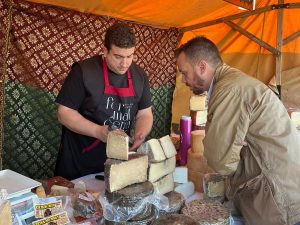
<box><xmin>159</xmin><ymin>191</ymin><xmax>185</xmax><ymax>215</ymax></box>
<box><xmin>105</xmin><ymin>181</ymin><xmax>154</xmax><ymax>206</ymax></box>
<box><xmin>105</xmin><ymin>181</ymin><xmax>154</xmax><ymax>221</ymax></box>
<box><xmin>181</xmin><ymin>199</ymin><xmax>231</xmax><ymax>225</ymax></box>
<box><xmin>151</xmin><ymin>214</ymin><xmax>198</xmax><ymax>225</ymax></box>
<box><xmin>104</xmin><ymin>207</ymin><xmax>155</xmax><ymax>225</ymax></box>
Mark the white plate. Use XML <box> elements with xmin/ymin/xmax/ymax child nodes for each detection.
<box><xmin>0</xmin><ymin>169</ymin><xmax>41</xmax><ymax>199</ymax></box>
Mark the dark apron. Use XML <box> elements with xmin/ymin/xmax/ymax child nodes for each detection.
<box><xmin>55</xmin><ymin>57</ymin><xmax>138</xmax><ymax>180</ymax></box>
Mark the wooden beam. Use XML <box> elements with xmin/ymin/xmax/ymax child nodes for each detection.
<box><xmin>180</xmin><ymin>3</ymin><xmax>300</xmax><ymax>32</ymax></box>
<box><xmin>224</xmin><ymin>20</ymin><xmax>280</xmax><ymax>55</ymax></box>
<box><xmin>283</xmin><ymin>30</ymin><xmax>300</xmax><ymax>45</ymax></box>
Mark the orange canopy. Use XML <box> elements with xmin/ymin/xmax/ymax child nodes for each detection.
<box><xmin>26</xmin><ymin>0</ymin><xmax>300</xmax><ymax>121</ymax></box>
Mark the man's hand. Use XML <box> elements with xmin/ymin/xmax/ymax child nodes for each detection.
<box><xmin>97</xmin><ymin>125</ymin><xmax>109</xmax><ymax>143</ymax></box>
<box><xmin>129</xmin><ymin>133</ymin><xmax>145</xmax><ymax>151</ymax></box>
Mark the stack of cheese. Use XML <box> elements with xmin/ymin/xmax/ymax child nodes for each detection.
<box><xmin>104</xmin><ymin>130</ymin><xmax>155</xmax><ymax>224</ymax></box>
<box><xmin>138</xmin><ymin>135</ymin><xmax>187</xmax><ymax>216</ymax></box>
<box><xmin>189</xmin><ymin>95</ymin><xmax>207</xmax><ymax>130</ymax></box>
<box><xmin>187</xmin><ymin>130</ymin><xmax>214</xmax><ymax>192</ymax></box>
<box><xmin>137</xmin><ymin>135</ymin><xmax>177</xmax><ymax>195</ymax></box>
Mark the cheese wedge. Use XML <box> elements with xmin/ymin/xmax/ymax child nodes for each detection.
<box><xmin>105</xmin><ymin>153</ymin><xmax>148</xmax><ymax>192</ymax></box>
<box><xmin>190</xmin><ymin>95</ymin><xmax>206</xmax><ymax>111</ymax></box>
<box><xmin>137</xmin><ymin>139</ymin><xmax>166</xmax><ymax>162</ymax></box>
<box><xmin>148</xmin><ymin>156</ymin><xmax>176</xmax><ymax>183</ymax></box>
<box><xmin>106</xmin><ymin>130</ymin><xmax>129</xmax><ymax>160</ymax></box>
<box><xmin>159</xmin><ymin>135</ymin><xmax>177</xmax><ymax>158</ymax></box>
<box><xmin>152</xmin><ymin>173</ymin><xmax>174</xmax><ymax>195</ymax></box>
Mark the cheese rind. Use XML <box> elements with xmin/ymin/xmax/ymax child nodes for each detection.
<box><xmin>159</xmin><ymin>135</ymin><xmax>177</xmax><ymax>158</ymax></box>
<box><xmin>137</xmin><ymin>139</ymin><xmax>166</xmax><ymax>162</ymax></box>
<box><xmin>105</xmin><ymin>153</ymin><xmax>148</xmax><ymax>192</ymax></box>
<box><xmin>106</xmin><ymin>130</ymin><xmax>129</xmax><ymax>160</ymax></box>
<box><xmin>152</xmin><ymin>173</ymin><xmax>174</xmax><ymax>195</ymax></box>
<box><xmin>148</xmin><ymin>157</ymin><xmax>176</xmax><ymax>183</ymax></box>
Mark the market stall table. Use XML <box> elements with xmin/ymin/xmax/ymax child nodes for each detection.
<box><xmin>73</xmin><ymin>173</ymin><xmax>245</xmax><ymax>225</ymax></box>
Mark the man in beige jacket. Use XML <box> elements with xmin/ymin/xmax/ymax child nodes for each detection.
<box><xmin>176</xmin><ymin>36</ymin><xmax>300</xmax><ymax>225</ymax></box>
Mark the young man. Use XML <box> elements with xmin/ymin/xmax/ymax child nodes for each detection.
<box><xmin>176</xmin><ymin>36</ymin><xmax>300</xmax><ymax>225</ymax></box>
<box><xmin>55</xmin><ymin>23</ymin><xmax>153</xmax><ymax>180</ymax></box>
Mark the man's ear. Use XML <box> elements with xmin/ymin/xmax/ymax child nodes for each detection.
<box><xmin>103</xmin><ymin>47</ymin><xmax>108</xmax><ymax>57</ymax></box>
<box><xmin>197</xmin><ymin>59</ymin><xmax>206</xmax><ymax>74</ymax></box>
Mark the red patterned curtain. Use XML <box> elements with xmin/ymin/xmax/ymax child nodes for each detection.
<box><xmin>0</xmin><ymin>0</ymin><xmax>179</xmax><ymax>178</ymax></box>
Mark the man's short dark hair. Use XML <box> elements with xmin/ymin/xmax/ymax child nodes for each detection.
<box><xmin>104</xmin><ymin>23</ymin><xmax>136</xmax><ymax>51</ymax></box>
<box><xmin>176</xmin><ymin>36</ymin><xmax>223</xmax><ymax>68</ymax></box>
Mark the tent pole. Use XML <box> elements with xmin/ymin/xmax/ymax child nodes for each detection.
<box><xmin>275</xmin><ymin>0</ymin><xmax>284</xmax><ymax>99</ymax></box>
<box><xmin>0</xmin><ymin>0</ymin><xmax>13</xmax><ymax>169</ymax></box>
<box><xmin>283</xmin><ymin>30</ymin><xmax>300</xmax><ymax>45</ymax></box>
<box><xmin>224</xmin><ymin>20</ymin><xmax>279</xmax><ymax>55</ymax></box>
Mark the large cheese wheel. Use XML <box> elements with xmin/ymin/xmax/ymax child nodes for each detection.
<box><xmin>190</xmin><ymin>130</ymin><xmax>205</xmax><ymax>154</ymax></box>
<box><xmin>105</xmin><ymin>181</ymin><xmax>154</xmax><ymax>221</ymax></box>
<box><xmin>105</xmin><ymin>153</ymin><xmax>148</xmax><ymax>192</ymax></box>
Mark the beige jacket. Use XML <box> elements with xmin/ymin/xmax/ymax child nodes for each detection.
<box><xmin>204</xmin><ymin>64</ymin><xmax>300</xmax><ymax>225</ymax></box>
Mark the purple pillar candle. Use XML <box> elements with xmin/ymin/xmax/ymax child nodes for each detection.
<box><xmin>179</xmin><ymin>115</ymin><xmax>192</xmax><ymax>166</ymax></box>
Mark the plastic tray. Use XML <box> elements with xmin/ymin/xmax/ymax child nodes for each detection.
<box><xmin>0</xmin><ymin>169</ymin><xmax>41</xmax><ymax>199</ymax></box>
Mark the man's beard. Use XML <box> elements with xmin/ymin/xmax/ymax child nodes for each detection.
<box><xmin>192</xmin><ymin>88</ymin><xmax>204</xmax><ymax>95</ymax></box>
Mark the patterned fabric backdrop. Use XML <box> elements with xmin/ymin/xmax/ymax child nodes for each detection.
<box><xmin>0</xmin><ymin>0</ymin><xmax>180</xmax><ymax>179</ymax></box>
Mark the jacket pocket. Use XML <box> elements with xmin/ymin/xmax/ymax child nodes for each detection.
<box><xmin>235</xmin><ymin>174</ymin><xmax>286</xmax><ymax>225</ymax></box>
